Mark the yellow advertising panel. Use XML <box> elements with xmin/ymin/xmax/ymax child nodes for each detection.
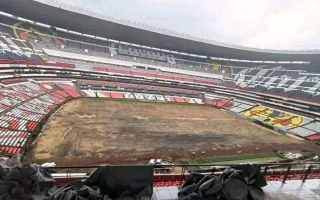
<box><xmin>242</xmin><ymin>106</ymin><xmax>305</xmax><ymax>129</ymax></box>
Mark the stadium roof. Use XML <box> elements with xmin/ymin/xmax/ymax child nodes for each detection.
<box><xmin>1</xmin><ymin>0</ymin><xmax>320</xmax><ymax>71</ymax></box>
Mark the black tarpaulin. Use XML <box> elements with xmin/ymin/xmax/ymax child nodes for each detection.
<box><xmin>85</xmin><ymin>165</ymin><xmax>154</xmax><ymax>199</ymax></box>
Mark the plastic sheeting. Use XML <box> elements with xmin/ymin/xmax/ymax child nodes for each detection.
<box><xmin>178</xmin><ymin>165</ymin><xmax>267</xmax><ymax>200</ymax></box>
<box><xmin>85</xmin><ymin>166</ymin><xmax>154</xmax><ymax>199</ymax></box>
<box><xmin>48</xmin><ymin>165</ymin><xmax>154</xmax><ymax>200</ymax></box>
<box><xmin>0</xmin><ymin>156</ymin><xmax>55</xmax><ymax>200</ymax></box>
<box><xmin>47</xmin><ymin>182</ymin><xmax>103</xmax><ymax>200</ymax></box>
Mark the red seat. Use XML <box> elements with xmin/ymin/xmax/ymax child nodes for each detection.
<box><xmin>174</xmin><ymin>97</ymin><xmax>187</xmax><ymax>103</ymax></box>
<box><xmin>101</xmin><ymin>91</ymin><xmax>111</xmax><ymax>98</ymax></box>
<box><xmin>110</xmin><ymin>92</ymin><xmax>124</xmax><ymax>99</ymax></box>
<box><xmin>306</xmin><ymin>134</ymin><xmax>320</xmax><ymax>141</ymax></box>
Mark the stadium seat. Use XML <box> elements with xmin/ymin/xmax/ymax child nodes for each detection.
<box><xmin>110</xmin><ymin>92</ymin><xmax>125</xmax><ymax>99</ymax></box>
<box><xmin>174</xmin><ymin>96</ymin><xmax>187</xmax><ymax>103</ymax></box>
<box><xmin>306</xmin><ymin>134</ymin><xmax>320</xmax><ymax>141</ymax></box>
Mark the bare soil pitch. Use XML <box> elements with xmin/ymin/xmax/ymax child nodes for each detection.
<box><xmin>30</xmin><ymin>98</ymin><xmax>318</xmax><ymax>165</ymax></box>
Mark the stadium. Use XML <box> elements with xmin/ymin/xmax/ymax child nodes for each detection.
<box><xmin>0</xmin><ymin>0</ymin><xmax>319</xmax><ymax>199</ymax></box>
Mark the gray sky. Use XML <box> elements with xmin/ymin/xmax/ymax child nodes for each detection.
<box><xmin>59</xmin><ymin>0</ymin><xmax>320</xmax><ymax>50</ymax></box>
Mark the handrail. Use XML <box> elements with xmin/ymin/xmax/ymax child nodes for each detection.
<box><xmin>49</xmin><ymin>162</ymin><xmax>320</xmax><ymax>169</ymax></box>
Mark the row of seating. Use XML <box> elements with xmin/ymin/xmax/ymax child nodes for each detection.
<box><xmin>8</xmin><ymin>108</ymin><xmax>46</xmax><ymax>121</ymax></box>
<box><xmin>0</xmin><ymin>80</ymin><xmax>78</xmax><ymax>155</ymax></box>
<box><xmin>0</xmin><ymin>115</ymin><xmax>35</xmax><ymax>132</ymax></box>
<box><xmin>0</xmin><ymin>32</ymin><xmax>34</xmax><ymax>51</ymax></box>
<box><xmin>2</xmin><ymin>48</ymin><xmax>222</xmax><ymax>88</ymax></box>
<box><xmin>81</xmin><ymin>90</ymin><xmax>204</xmax><ymax>105</ymax></box>
<box><xmin>2</xmin><ymin>17</ymin><xmax>224</xmax><ymax>76</ymax></box>
<box><xmin>79</xmin><ymin>80</ymin><xmax>201</xmax><ymax>96</ymax></box>
<box><xmin>0</xmin><ymin>60</ymin><xmax>220</xmax><ymax>94</ymax></box>
<box><xmin>0</xmin><ymin>33</ymin><xmax>43</xmax><ymax>63</ymax></box>
<box><xmin>0</xmin><ymin>82</ymin><xmax>48</xmax><ymax>110</ymax></box>
<box><xmin>118</xmin><ymin>45</ymin><xmax>168</xmax><ymax>62</ymax></box>
<box><xmin>204</xmin><ymin>93</ymin><xmax>234</xmax><ymax>109</ymax></box>
<box><xmin>93</xmin><ymin>66</ymin><xmax>220</xmax><ymax>86</ymax></box>
<box><xmin>290</xmin><ymin>121</ymin><xmax>320</xmax><ymax>141</ymax></box>
<box><xmin>0</xmin><ymin>129</ymin><xmax>29</xmax><ymax>147</ymax></box>
<box><xmin>11</xmin><ymin>20</ymin><xmax>217</xmax><ymax>75</ymax></box>
<box><xmin>56</xmin><ymin>83</ymin><xmax>81</xmax><ymax>98</ymax></box>
<box><xmin>233</xmin><ymin>67</ymin><xmax>320</xmax><ymax>100</ymax></box>
<box><xmin>228</xmin><ymin>99</ymin><xmax>257</xmax><ymax>114</ymax></box>
<box><xmin>0</xmin><ymin>128</ymin><xmax>29</xmax><ymax>154</ymax></box>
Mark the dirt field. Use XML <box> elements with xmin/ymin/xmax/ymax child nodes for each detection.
<box><xmin>30</xmin><ymin>98</ymin><xmax>318</xmax><ymax>165</ymax></box>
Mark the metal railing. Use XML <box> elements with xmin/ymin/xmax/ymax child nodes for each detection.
<box><xmin>48</xmin><ymin>162</ymin><xmax>320</xmax><ymax>187</ymax></box>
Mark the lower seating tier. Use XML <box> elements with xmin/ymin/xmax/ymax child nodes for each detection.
<box><xmin>0</xmin><ymin>81</ymin><xmax>77</xmax><ymax>156</ymax></box>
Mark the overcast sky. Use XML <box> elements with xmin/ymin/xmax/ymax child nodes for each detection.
<box><xmin>59</xmin><ymin>0</ymin><xmax>320</xmax><ymax>50</ymax></box>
